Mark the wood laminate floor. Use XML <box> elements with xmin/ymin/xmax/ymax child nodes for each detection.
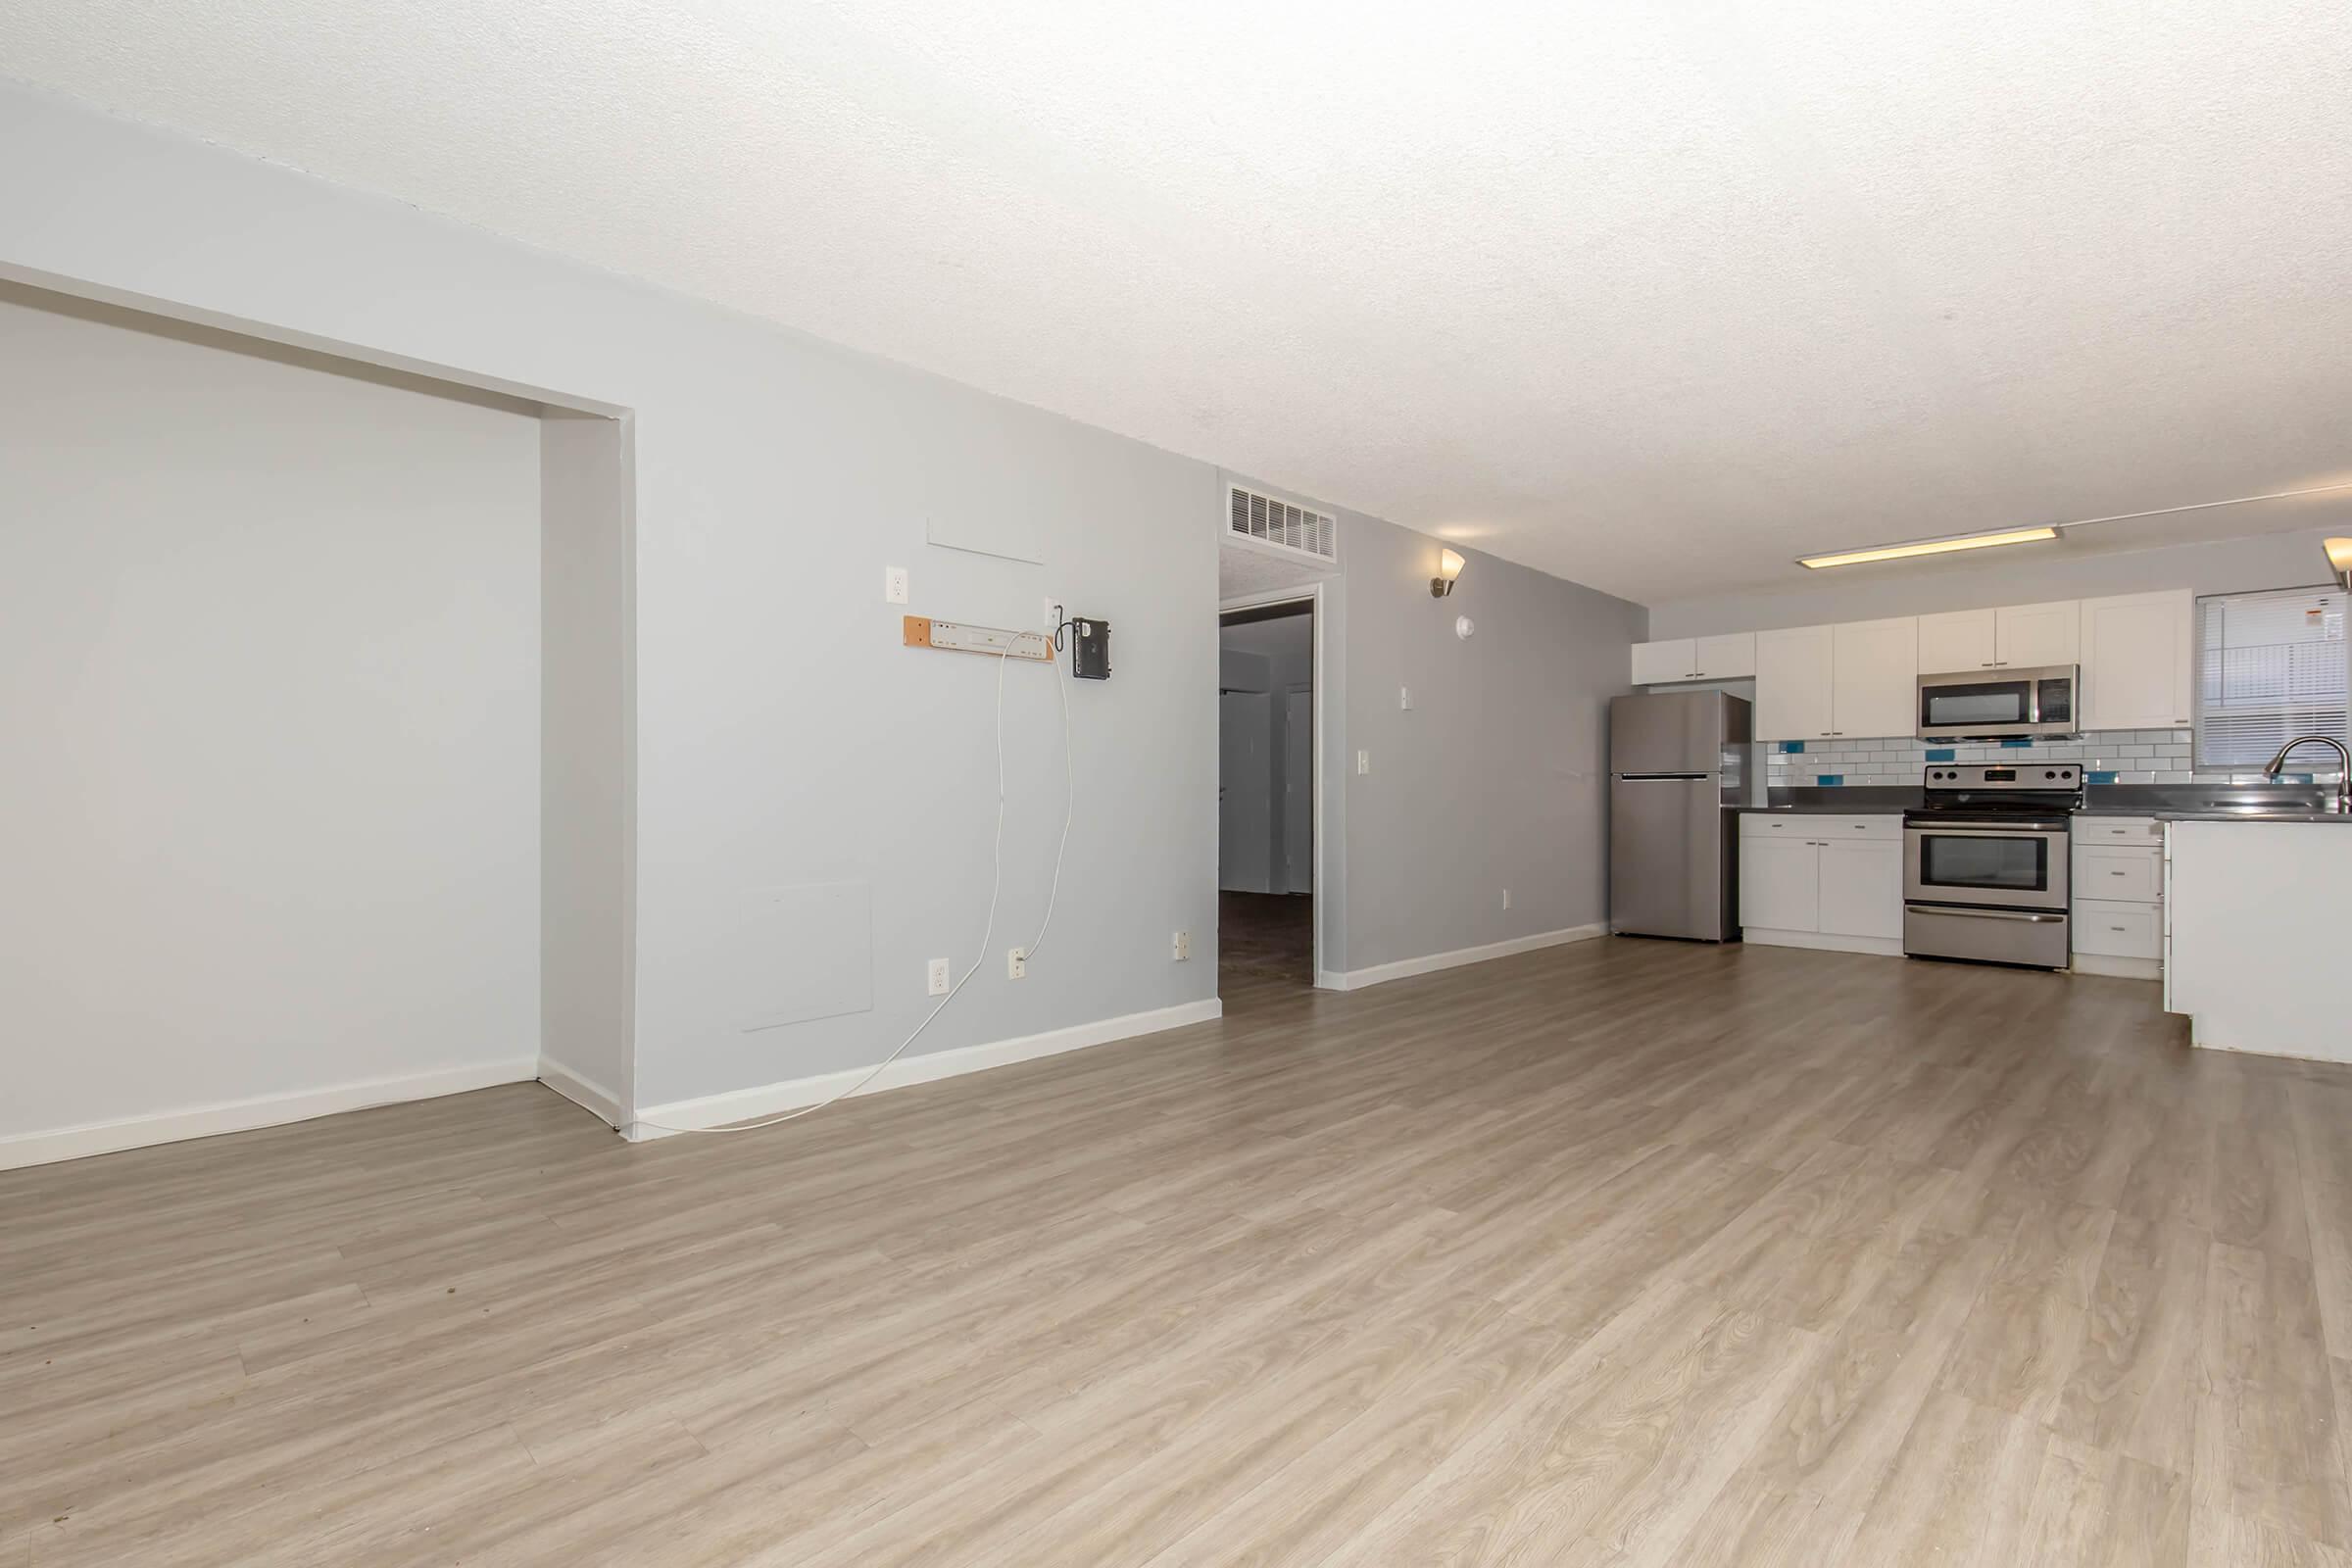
<box><xmin>1217</xmin><ymin>891</ymin><xmax>1314</xmax><ymax>992</ymax></box>
<box><xmin>9</xmin><ymin>938</ymin><xmax>2352</xmax><ymax>1565</ymax></box>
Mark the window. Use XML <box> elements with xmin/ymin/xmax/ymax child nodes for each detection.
<box><xmin>2193</xmin><ymin>585</ymin><xmax>2348</xmax><ymax>769</ymax></box>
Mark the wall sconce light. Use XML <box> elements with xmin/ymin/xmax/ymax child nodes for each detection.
<box><xmin>1431</xmin><ymin>548</ymin><xmax>1466</xmax><ymax>598</ymax></box>
<box><xmin>2328</xmin><ymin>537</ymin><xmax>2352</xmax><ymax>591</ymax></box>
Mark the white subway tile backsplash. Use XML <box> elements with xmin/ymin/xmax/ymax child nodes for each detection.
<box><xmin>1757</xmin><ymin>727</ymin><xmax>2237</xmax><ymax>788</ymax></box>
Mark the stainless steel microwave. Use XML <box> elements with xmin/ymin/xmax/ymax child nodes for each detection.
<box><xmin>1916</xmin><ymin>664</ymin><xmax>2078</xmax><ymax>741</ymax></box>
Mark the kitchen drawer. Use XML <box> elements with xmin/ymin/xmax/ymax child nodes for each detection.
<box><xmin>2077</xmin><ymin>815</ymin><xmax>2160</xmax><ymax>844</ymax></box>
<box><xmin>2074</xmin><ymin>845</ymin><xmax>2161</xmax><ymax>904</ymax></box>
<box><xmin>1740</xmin><ymin>813</ymin><xmax>1900</xmax><ymax>841</ymax></box>
<box><xmin>2073</xmin><ymin>899</ymin><xmax>2161</xmax><ymax>959</ymax></box>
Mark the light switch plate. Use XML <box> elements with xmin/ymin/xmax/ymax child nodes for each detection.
<box><xmin>1356</xmin><ymin>750</ymin><xmax>1371</xmax><ymax>776</ymax></box>
<box><xmin>1399</xmin><ymin>686</ymin><xmax>1412</xmax><ymax>710</ymax></box>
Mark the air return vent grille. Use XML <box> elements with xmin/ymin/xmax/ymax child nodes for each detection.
<box><xmin>1228</xmin><ymin>485</ymin><xmax>1337</xmax><ymax>562</ymax></box>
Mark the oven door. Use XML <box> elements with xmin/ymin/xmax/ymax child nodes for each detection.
<box><xmin>1903</xmin><ymin>822</ymin><xmax>2071</xmax><ymax>910</ymax></box>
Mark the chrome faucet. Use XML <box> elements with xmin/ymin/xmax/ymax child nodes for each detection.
<box><xmin>2263</xmin><ymin>734</ymin><xmax>2352</xmax><ymax>813</ymax></box>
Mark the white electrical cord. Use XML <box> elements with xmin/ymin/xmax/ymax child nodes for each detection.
<box><xmin>633</xmin><ymin>626</ymin><xmax>1074</xmax><ymax>1136</ymax></box>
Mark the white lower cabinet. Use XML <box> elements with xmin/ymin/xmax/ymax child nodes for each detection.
<box><xmin>1819</xmin><ymin>839</ymin><xmax>1904</xmax><ymax>941</ymax></box>
<box><xmin>1740</xmin><ymin>834</ymin><xmax>1820</xmax><ymax>932</ymax></box>
<box><xmin>2071</xmin><ymin>818</ymin><xmax>2163</xmax><ymax>979</ymax></box>
<box><xmin>1739</xmin><ymin>814</ymin><xmax>1903</xmax><ymax>955</ymax></box>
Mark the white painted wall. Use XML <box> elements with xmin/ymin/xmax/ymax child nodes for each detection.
<box><xmin>0</xmin><ymin>284</ymin><xmax>543</xmax><ymax>1152</ymax></box>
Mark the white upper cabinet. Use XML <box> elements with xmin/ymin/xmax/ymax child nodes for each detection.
<box><xmin>1755</xmin><ymin>625</ymin><xmax>1835</xmax><ymax>741</ymax></box>
<box><xmin>1917</xmin><ymin>609</ymin><xmax>1996</xmax><ymax>675</ymax></box>
<box><xmin>1630</xmin><ymin>632</ymin><xmax>1756</xmax><ymax>685</ymax></box>
<box><xmin>2081</xmin><ymin>590</ymin><xmax>2193</xmax><ymax>731</ymax></box>
<box><xmin>1996</xmin><ymin>600</ymin><xmax>2082</xmax><ymax>668</ymax></box>
<box><xmin>1630</xmin><ymin>638</ymin><xmax>1695</xmax><ymax>686</ymax></box>
<box><xmin>1917</xmin><ymin>601</ymin><xmax>2080</xmax><ymax>673</ymax></box>
<box><xmin>1831</xmin><ymin>617</ymin><xmax>1920</xmax><ymax>739</ymax></box>
<box><xmin>1690</xmin><ymin>632</ymin><xmax>1756</xmax><ymax>680</ymax></box>
<box><xmin>1755</xmin><ymin>619</ymin><xmax>1917</xmax><ymax>741</ymax></box>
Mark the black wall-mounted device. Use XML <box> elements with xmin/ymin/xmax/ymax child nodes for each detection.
<box><xmin>1068</xmin><ymin>616</ymin><xmax>1111</xmax><ymax>680</ymax></box>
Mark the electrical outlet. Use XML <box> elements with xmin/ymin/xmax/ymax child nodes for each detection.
<box><xmin>1356</xmin><ymin>750</ymin><xmax>1371</xmax><ymax>776</ymax></box>
<box><xmin>1172</xmin><ymin>930</ymin><xmax>1191</xmax><ymax>961</ymax></box>
<box><xmin>885</xmin><ymin>565</ymin><xmax>909</xmax><ymax>605</ymax></box>
<box><xmin>927</xmin><ymin>956</ymin><xmax>951</xmax><ymax>996</ymax></box>
<box><xmin>1043</xmin><ymin>597</ymin><xmax>1063</xmax><ymax>631</ymax></box>
<box><xmin>1006</xmin><ymin>947</ymin><xmax>1027</xmax><ymax>980</ymax></box>
<box><xmin>1501</xmin><ymin>889</ymin><xmax>1511</xmax><ymax>910</ymax></box>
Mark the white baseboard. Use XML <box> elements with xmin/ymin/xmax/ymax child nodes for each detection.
<box><xmin>537</xmin><ymin>1057</ymin><xmax>625</xmax><ymax>1127</ymax></box>
<box><xmin>627</xmin><ymin>997</ymin><xmax>1223</xmax><ymax>1140</ymax></box>
<box><xmin>1324</xmin><ymin>923</ymin><xmax>1607</xmax><ymax>993</ymax></box>
<box><xmin>2069</xmin><ymin>953</ymin><xmax>2161</xmax><ymax>981</ymax></box>
<box><xmin>0</xmin><ymin>1056</ymin><xmax>539</xmax><ymax>1172</ymax></box>
<box><xmin>1742</xmin><ymin>928</ymin><xmax>1904</xmax><ymax>957</ymax></box>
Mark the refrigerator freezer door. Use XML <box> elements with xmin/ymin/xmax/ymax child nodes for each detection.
<box><xmin>1610</xmin><ymin>690</ymin><xmax>1733</xmax><ymax>777</ymax></box>
<box><xmin>1610</xmin><ymin>777</ymin><xmax>1731</xmax><ymax>939</ymax></box>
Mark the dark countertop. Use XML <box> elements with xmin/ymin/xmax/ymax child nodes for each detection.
<box><xmin>1743</xmin><ymin>783</ymin><xmax>2336</xmax><ymax>820</ymax></box>
<box><xmin>2153</xmin><ymin>808</ymin><xmax>2352</xmax><ymax>824</ymax></box>
<box><xmin>1740</xmin><ymin>802</ymin><xmax>1909</xmax><ymax>815</ymax></box>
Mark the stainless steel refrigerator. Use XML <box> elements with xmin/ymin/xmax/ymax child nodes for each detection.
<box><xmin>1609</xmin><ymin>690</ymin><xmax>1749</xmax><ymax>941</ymax></box>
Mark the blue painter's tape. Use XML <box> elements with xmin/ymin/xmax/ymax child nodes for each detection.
<box><xmin>1815</xmin><ymin>774</ymin><xmax>1844</xmax><ymax>786</ymax></box>
<box><xmin>1925</xmin><ymin>748</ymin><xmax>1955</xmax><ymax>761</ymax></box>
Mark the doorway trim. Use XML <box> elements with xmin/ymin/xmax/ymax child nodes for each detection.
<box><xmin>1217</xmin><ymin>580</ymin><xmax>1330</xmax><ymax>988</ymax></box>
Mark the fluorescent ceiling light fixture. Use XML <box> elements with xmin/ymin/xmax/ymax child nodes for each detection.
<box><xmin>1798</xmin><ymin>525</ymin><xmax>2057</xmax><ymax>570</ymax></box>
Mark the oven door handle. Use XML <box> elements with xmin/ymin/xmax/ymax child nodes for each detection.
<box><xmin>1906</xmin><ymin>825</ymin><xmax>2069</xmax><ymax>838</ymax></box>
<box><xmin>1910</xmin><ymin>906</ymin><xmax>2066</xmax><ymax>922</ymax></box>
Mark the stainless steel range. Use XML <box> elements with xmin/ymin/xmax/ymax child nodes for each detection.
<box><xmin>1903</xmin><ymin>761</ymin><xmax>2082</xmax><ymax>968</ymax></box>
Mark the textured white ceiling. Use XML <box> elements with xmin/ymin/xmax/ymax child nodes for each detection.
<box><xmin>8</xmin><ymin>1</ymin><xmax>2352</xmax><ymax>605</ymax></box>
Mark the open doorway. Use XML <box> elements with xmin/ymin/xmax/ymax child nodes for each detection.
<box><xmin>1218</xmin><ymin>596</ymin><xmax>1316</xmax><ymax>996</ymax></box>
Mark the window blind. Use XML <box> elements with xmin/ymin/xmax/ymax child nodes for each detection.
<box><xmin>2193</xmin><ymin>584</ymin><xmax>2348</xmax><ymax>769</ymax></box>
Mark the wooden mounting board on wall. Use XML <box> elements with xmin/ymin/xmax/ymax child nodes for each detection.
<box><xmin>902</xmin><ymin>615</ymin><xmax>1055</xmax><ymax>663</ymax></box>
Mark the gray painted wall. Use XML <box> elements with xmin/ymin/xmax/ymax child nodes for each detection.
<box><xmin>0</xmin><ymin>82</ymin><xmax>1219</xmax><ymax>1111</ymax></box>
<box><xmin>1</xmin><ymin>282</ymin><xmax>543</xmax><ymax>1141</ymax></box>
<box><xmin>0</xmin><ymin>81</ymin><xmax>1648</xmax><ymax>1111</ymax></box>
<box><xmin>1218</xmin><ymin>612</ymin><xmax>1313</xmax><ymax>894</ymax></box>
<box><xmin>1340</xmin><ymin>515</ymin><xmax>1646</xmax><ymax>972</ymax></box>
<box><xmin>540</xmin><ymin>412</ymin><xmax>637</xmax><ymax>1119</ymax></box>
<box><xmin>1647</xmin><ymin>526</ymin><xmax>2348</xmax><ymax>637</ymax></box>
